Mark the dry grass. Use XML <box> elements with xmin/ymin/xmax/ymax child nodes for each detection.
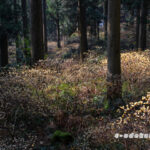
<box><xmin>0</xmin><ymin>50</ymin><xmax>150</xmax><ymax>149</ymax></box>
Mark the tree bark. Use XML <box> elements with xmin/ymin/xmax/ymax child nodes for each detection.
<box><xmin>14</xmin><ymin>0</ymin><xmax>21</xmax><ymax>64</ymax></box>
<box><xmin>21</xmin><ymin>0</ymin><xmax>31</xmax><ymax>64</ymax></box>
<box><xmin>56</xmin><ymin>17</ymin><xmax>61</xmax><ymax>48</ymax></box>
<box><xmin>139</xmin><ymin>0</ymin><xmax>147</xmax><ymax>51</ymax></box>
<box><xmin>78</xmin><ymin>0</ymin><xmax>88</xmax><ymax>62</ymax></box>
<box><xmin>31</xmin><ymin>0</ymin><xmax>44</xmax><ymax>63</ymax></box>
<box><xmin>97</xmin><ymin>21</ymin><xmax>100</xmax><ymax>41</ymax></box>
<box><xmin>21</xmin><ymin>0</ymin><xmax>28</xmax><ymax>47</ymax></box>
<box><xmin>55</xmin><ymin>0</ymin><xmax>61</xmax><ymax>49</ymax></box>
<box><xmin>0</xmin><ymin>32</ymin><xmax>8</xmax><ymax>67</ymax></box>
<box><xmin>93</xmin><ymin>20</ymin><xmax>97</xmax><ymax>38</ymax></box>
<box><xmin>135</xmin><ymin>4</ymin><xmax>140</xmax><ymax>51</ymax></box>
<box><xmin>43</xmin><ymin>0</ymin><xmax>48</xmax><ymax>53</ymax></box>
<box><xmin>107</xmin><ymin>0</ymin><xmax>122</xmax><ymax>110</ymax></box>
<box><xmin>104</xmin><ymin>0</ymin><xmax>108</xmax><ymax>42</ymax></box>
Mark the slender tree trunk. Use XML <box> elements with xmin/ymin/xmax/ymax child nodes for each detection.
<box><xmin>21</xmin><ymin>0</ymin><xmax>28</xmax><ymax>47</ymax></box>
<box><xmin>90</xmin><ymin>25</ymin><xmax>93</xmax><ymax>39</ymax></box>
<box><xmin>135</xmin><ymin>5</ymin><xmax>140</xmax><ymax>51</ymax></box>
<box><xmin>14</xmin><ymin>0</ymin><xmax>21</xmax><ymax>64</ymax></box>
<box><xmin>104</xmin><ymin>0</ymin><xmax>108</xmax><ymax>42</ymax></box>
<box><xmin>107</xmin><ymin>0</ymin><xmax>122</xmax><ymax>110</ymax></box>
<box><xmin>93</xmin><ymin>20</ymin><xmax>97</xmax><ymax>38</ymax></box>
<box><xmin>31</xmin><ymin>0</ymin><xmax>44</xmax><ymax>63</ymax></box>
<box><xmin>43</xmin><ymin>0</ymin><xmax>48</xmax><ymax>53</ymax></box>
<box><xmin>21</xmin><ymin>0</ymin><xmax>31</xmax><ymax>64</ymax></box>
<box><xmin>56</xmin><ymin>16</ymin><xmax>61</xmax><ymax>48</ymax></box>
<box><xmin>28</xmin><ymin>0</ymin><xmax>31</xmax><ymax>28</ymax></box>
<box><xmin>78</xmin><ymin>0</ymin><xmax>88</xmax><ymax>62</ymax></box>
<box><xmin>97</xmin><ymin>22</ymin><xmax>100</xmax><ymax>41</ymax></box>
<box><xmin>139</xmin><ymin>0</ymin><xmax>147</xmax><ymax>51</ymax></box>
<box><xmin>0</xmin><ymin>32</ymin><xmax>8</xmax><ymax>67</ymax></box>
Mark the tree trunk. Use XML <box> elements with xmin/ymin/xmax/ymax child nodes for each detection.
<box><xmin>90</xmin><ymin>25</ymin><xmax>93</xmax><ymax>39</ymax></box>
<box><xmin>139</xmin><ymin>0</ymin><xmax>147</xmax><ymax>51</ymax></box>
<box><xmin>78</xmin><ymin>0</ymin><xmax>88</xmax><ymax>62</ymax></box>
<box><xmin>104</xmin><ymin>0</ymin><xmax>108</xmax><ymax>42</ymax></box>
<box><xmin>31</xmin><ymin>0</ymin><xmax>44</xmax><ymax>63</ymax></box>
<box><xmin>21</xmin><ymin>0</ymin><xmax>28</xmax><ymax>48</ymax></box>
<box><xmin>107</xmin><ymin>0</ymin><xmax>122</xmax><ymax>110</ymax></box>
<box><xmin>14</xmin><ymin>0</ymin><xmax>21</xmax><ymax>64</ymax></box>
<box><xmin>93</xmin><ymin>20</ymin><xmax>97</xmax><ymax>38</ymax></box>
<box><xmin>0</xmin><ymin>32</ymin><xmax>8</xmax><ymax>67</ymax></box>
<box><xmin>21</xmin><ymin>0</ymin><xmax>31</xmax><ymax>64</ymax></box>
<box><xmin>43</xmin><ymin>0</ymin><xmax>48</xmax><ymax>53</ymax></box>
<box><xmin>97</xmin><ymin>22</ymin><xmax>100</xmax><ymax>41</ymax></box>
<box><xmin>135</xmin><ymin>5</ymin><xmax>140</xmax><ymax>51</ymax></box>
<box><xmin>56</xmin><ymin>16</ymin><xmax>61</xmax><ymax>48</ymax></box>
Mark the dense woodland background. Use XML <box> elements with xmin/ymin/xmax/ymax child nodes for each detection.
<box><xmin>0</xmin><ymin>0</ymin><xmax>150</xmax><ymax>149</ymax></box>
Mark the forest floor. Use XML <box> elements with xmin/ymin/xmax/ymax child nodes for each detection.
<box><xmin>0</xmin><ymin>26</ymin><xmax>150</xmax><ymax>149</ymax></box>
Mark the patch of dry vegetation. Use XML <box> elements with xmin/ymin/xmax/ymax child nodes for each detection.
<box><xmin>0</xmin><ymin>50</ymin><xmax>150</xmax><ymax>149</ymax></box>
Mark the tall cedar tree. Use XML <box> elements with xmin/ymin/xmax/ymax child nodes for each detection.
<box><xmin>31</xmin><ymin>0</ymin><xmax>44</xmax><ymax>63</ymax></box>
<box><xmin>135</xmin><ymin>3</ymin><xmax>140</xmax><ymax>51</ymax></box>
<box><xmin>14</xmin><ymin>0</ymin><xmax>21</xmax><ymax>63</ymax></box>
<box><xmin>43</xmin><ymin>0</ymin><xmax>48</xmax><ymax>53</ymax></box>
<box><xmin>78</xmin><ymin>0</ymin><xmax>88</xmax><ymax>62</ymax></box>
<box><xmin>21</xmin><ymin>0</ymin><xmax>30</xmax><ymax>64</ymax></box>
<box><xmin>48</xmin><ymin>0</ymin><xmax>61</xmax><ymax>48</ymax></box>
<box><xmin>104</xmin><ymin>0</ymin><xmax>108</xmax><ymax>42</ymax></box>
<box><xmin>107</xmin><ymin>0</ymin><xmax>123</xmax><ymax>109</ymax></box>
<box><xmin>0</xmin><ymin>31</ymin><xmax>8</xmax><ymax>67</ymax></box>
<box><xmin>55</xmin><ymin>0</ymin><xmax>61</xmax><ymax>48</ymax></box>
<box><xmin>139</xmin><ymin>0</ymin><xmax>148</xmax><ymax>51</ymax></box>
<box><xmin>0</xmin><ymin>0</ymin><xmax>15</xmax><ymax>67</ymax></box>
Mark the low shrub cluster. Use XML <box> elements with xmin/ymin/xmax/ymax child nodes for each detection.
<box><xmin>0</xmin><ymin>50</ymin><xmax>149</xmax><ymax>149</ymax></box>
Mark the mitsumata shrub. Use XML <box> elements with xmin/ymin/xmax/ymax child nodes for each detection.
<box><xmin>0</xmin><ymin>50</ymin><xmax>150</xmax><ymax>149</ymax></box>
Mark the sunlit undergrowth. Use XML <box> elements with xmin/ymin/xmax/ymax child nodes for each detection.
<box><xmin>0</xmin><ymin>50</ymin><xmax>150</xmax><ymax>149</ymax></box>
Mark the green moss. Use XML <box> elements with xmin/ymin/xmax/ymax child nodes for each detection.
<box><xmin>122</xmin><ymin>81</ymin><xmax>129</xmax><ymax>93</ymax></box>
<box><xmin>51</xmin><ymin>130</ymin><xmax>73</xmax><ymax>145</ymax></box>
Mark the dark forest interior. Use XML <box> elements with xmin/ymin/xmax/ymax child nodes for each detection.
<box><xmin>0</xmin><ymin>0</ymin><xmax>150</xmax><ymax>149</ymax></box>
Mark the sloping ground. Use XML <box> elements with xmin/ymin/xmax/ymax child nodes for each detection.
<box><xmin>0</xmin><ymin>49</ymin><xmax>150</xmax><ymax>149</ymax></box>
